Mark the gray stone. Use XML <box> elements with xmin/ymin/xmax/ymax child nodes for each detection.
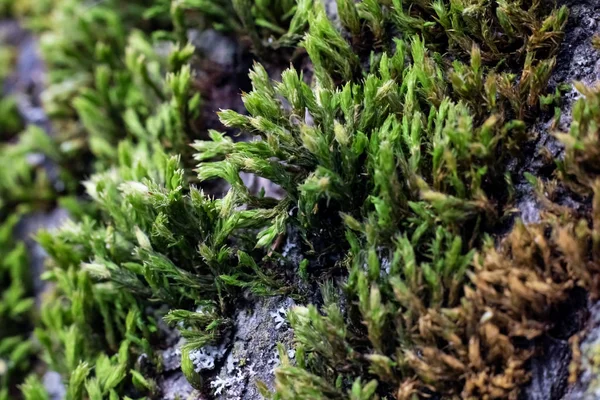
<box><xmin>14</xmin><ymin>208</ymin><xmax>69</xmax><ymax>303</ymax></box>
<box><xmin>189</xmin><ymin>29</ymin><xmax>237</xmax><ymax>68</ymax></box>
<box><xmin>565</xmin><ymin>301</ymin><xmax>600</xmax><ymax>400</ymax></box>
<box><xmin>522</xmin><ymin>337</ymin><xmax>572</xmax><ymax>400</ymax></box>
<box><xmin>515</xmin><ymin>0</ymin><xmax>600</xmax><ymax>398</ymax></box>
<box><xmin>211</xmin><ymin>295</ymin><xmax>295</xmax><ymax>400</ymax></box>
<box><xmin>42</xmin><ymin>371</ymin><xmax>66</xmax><ymax>400</ymax></box>
<box><xmin>158</xmin><ymin>371</ymin><xmax>199</xmax><ymax>400</ymax></box>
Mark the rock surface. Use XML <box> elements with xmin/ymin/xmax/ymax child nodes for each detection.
<box><xmin>14</xmin><ymin>209</ymin><xmax>69</xmax><ymax>302</ymax></box>
<box><xmin>565</xmin><ymin>301</ymin><xmax>600</xmax><ymax>400</ymax></box>
<box><xmin>139</xmin><ymin>295</ymin><xmax>295</xmax><ymax>400</ymax></box>
<box><xmin>520</xmin><ymin>0</ymin><xmax>600</xmax><ymax>398</ymax></box>
<box><xmin>0</xmin><ymin>20</ymin><xmax>50</xmax><ymax>132</ymax></box>
<box><xmin>210</xmin><ymin>296</ymin><xmax>295</xmax><ymax>400</ymax></box>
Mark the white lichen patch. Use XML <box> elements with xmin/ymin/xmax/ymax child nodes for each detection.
<box><xmin>247</xmin><ymin>362</ymin><xmax>258</xmax><ymax>378</ymax></box>
<box><xmin>210</xmin><ymin>363</ymin><xmax>247</xmax><ymax>398</ymax></box>
<box><xmin>194</xmin><ymin>304</ymin><xmax>215</xmax><ymax>315</ymax></box>
<box><xmin>268</xmin><ymin>349</ymin><xmax>280</xmax><ymax>373</ymax></box>
<box><xmin>287</xmin><ymin>349</ymin><xmax>295</xmax><ymax>359</ymax></box>
<box><xmin>189</xmin><ymin>344</ymin><xmax>227</xmax><ymax>373</ymax></box>
<box><xmin>281</xmin><ymin>238</ymin><xmax>297</xmax><ymax>258</ymax></box>
<box><xmin>270</xmin><ymin>307</ymin><xmax>288</xmax><ymax>330</ymax></box>
<box><xmin>210</xmin><ymin>376</ymin><xmax>230</xmax><ymax>395</ymax></box>
<box><xmin>225</xmin><ymin>353</ymin><xmax>236</xmax><ymax>374</ymax></box>
<box><xmin>381</xmin><ymin>256</ymin><xmax>391</xmax><ymax>275</ymax></box>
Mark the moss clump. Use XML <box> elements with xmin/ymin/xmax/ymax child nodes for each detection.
<box><xmin>171</xmin><ymin>0</ymin><xmax>310</xmax><ymax>54</ymax></box>
<box><xmin>196</xmin><ymin>4</ymin><xmax>569</xmax><ymax>396</ymax></box>
<box><xmin>0</xmin><ymin>1</ymin><xmax>295</xmax><ymax>397</ymax></box>
<box><xmin>0</xmin><ymin>40</ymin><xmax>56</xmax><ymax>400</ymax></box>
<box><xmin>0</xmin><ymin>213</ymin><xmax>36</xmax><ymax>400</ymax></box>
<box><xmin>555</xmin><ymin>83</ymin><xmax>600</xmax><ymax>195</ymax></box>
<box><xmin>1</xmin><ymin>0</ymin><xmax>600</xmax><ymax>399</ymax></box>
<box><xmin>36</xmin><ymin>1</ymin><xmax>197</xmax><ymax>175</ymax></box>
<box><xmin>35</xmin><ymin>138</ymin><xmax>290</xmax><ymax>396</ymax></box>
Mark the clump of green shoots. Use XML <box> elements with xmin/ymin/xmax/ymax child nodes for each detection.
<box><xmin>38</xmin><ymin>0</ymin><xmax>201</xmax><ymax>175</ymax></box>
<box><xmin>191</xmin><ymin>1</ymin><xmax>570</xmax><ymax>397</ymax></box>
<box><xmin>3</xmin><ymin>0</ymin><xmax>600</xmax><ymax>398</ymax></box>
<box><xmin>35</xmin><ymin>135</ymin><xmax>289</xmax><ymax>397</ymax></box>
<box><xmin>171</xmin><ymin>0</ymin><xmax>311</xmax><ymax>55</ymax></box>
<box><xmin>555</xmin><ymin>82</ymin><xmax>600</xmax><ymax>196</ymax></box>
<box><xmin>0</xmin><ymin>213</ymin><xmax>36</xmax><ymax>400</ymax></box>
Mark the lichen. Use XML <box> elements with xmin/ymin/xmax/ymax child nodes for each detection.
<box><xmin>189</xmin><ymin>344</ymin><xmax>228</xmax><ymax>373</ymax></box>
<box><xmin>271</xmin><ymin>307</ymin><xmax>288</xmax><ymax>330</ymax></box>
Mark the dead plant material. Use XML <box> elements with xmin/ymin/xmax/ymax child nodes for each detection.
<box><xmin>410</xmin><ymin>216</ymin><xmax>600</xmax><ymax>399</ymax></box>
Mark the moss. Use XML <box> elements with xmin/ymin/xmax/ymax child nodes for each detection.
<box><xmin>1</xmin><ymin>0</ymin><xmax>600</xmax><ymax>399</ymax></box>
<box><xmin>172</xmin><ymin>0</ymin><xmax>310</xmax><ymax>55</ymax></box>
<box><xmin>0</xmin><ymin>213</ymin><xmax>36</xmax><ymax>400</ymax></box>
<box><xmin>593</xmin><ymin>34</ymin><xmax>600</xmax><ymax>51</ymax></box>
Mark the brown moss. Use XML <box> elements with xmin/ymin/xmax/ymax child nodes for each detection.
<box><xmin>404</xmin><ymin>213</ymin><xmax>600</xmax><ymax>399</ymax></box>
<box><xmin>404</xmin><ymin>116</ymin><xmax>600</xmax><ymax>397</ymax></box>
<box><xmin>410</xmin><ymin>84</ymin><xmax>600</xmax><ymax>399</ymax></box>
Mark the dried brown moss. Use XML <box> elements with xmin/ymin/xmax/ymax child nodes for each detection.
<box><xmin>399</xmin><ymin>211</ymin><xmax>600</xmax><ymax>399</ymax></box>
<box><xmin>407</xmin><ymin>84</ymin><xmax>600</xmax><ymax>399</ymax></box>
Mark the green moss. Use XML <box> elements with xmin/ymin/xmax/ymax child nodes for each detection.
<box><xmin>0</xmin><ymin>213</ymin><xmax>36</xmax><ymax>400</ymax></box>
<box><xmin>190</xmin><ymin>1</ymin><xmax>578</xmax><ymax>397</ymax></box>
<box><xmin>33</xmin><ymin>137</ymin><xmax>288</xmax><ymax>396</ymax></box>
<box><xmin>172</xmin><ymin>0</ymin><xmax>310</xmax><ymax>54</ymax></box>
<box><xmin>2</xmin><ymin>0</ymin><xmax>600</xmax><ymax>399</ymax></box>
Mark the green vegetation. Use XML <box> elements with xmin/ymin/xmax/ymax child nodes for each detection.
<box><xmin>0</xmin><ymin>213</ymin><xmax>36</xmax><ymax>400</ymax></box>
<box><xmin>1</xmin><ymin>0</ymin><xmax>600</xmax><ymax>399</ymax></box>
<box><xmin>0</xmin><ymin>42</ymin><xmax>57</xmax><ymax>399</ymax></box>
<box><xmin>170</xmin><ymin>0</ymin><xmax>311</xmax><ymax>55</ymax></box>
